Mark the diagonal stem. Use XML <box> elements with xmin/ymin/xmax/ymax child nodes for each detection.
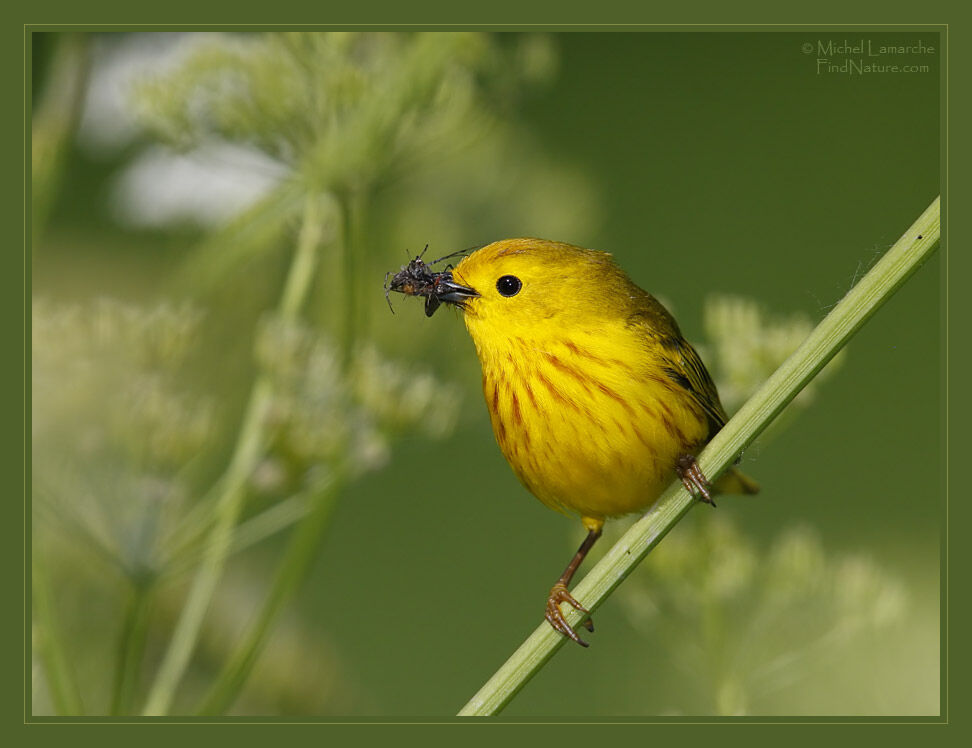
<box><xmin>458</xmin><ymin>196</ymin><xmax>941</xmax><ymax>716</ymax></box>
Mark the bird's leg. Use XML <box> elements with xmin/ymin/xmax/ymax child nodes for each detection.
<box><xmin>545</xmin><ymin>523</ymin><xmax>602</xmax><ymax>647</ymax></box>
<box><xmin>676</xmin><ymin>453</ymin><xmax>716</xmax><ymax>507</ymax></box>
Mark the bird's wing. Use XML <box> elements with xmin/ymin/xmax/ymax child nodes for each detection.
<box><xmin>657</xmin><ymin>336</ymin><xmax>728</xmax><ymax>440</ymax></box>
<box><xmin>626</xmin><ymin>296</ymin><xmax>729</xmax><ymax>440</ymax></box>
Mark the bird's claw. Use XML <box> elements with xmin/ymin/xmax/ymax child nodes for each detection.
<box><xmin>676</xmin><ymin>454</ymin><xmax>716</xmax><ymax>507</ymax></box>
<box><xmin>545</xmin><ymin>582</ymin><xmax>593</xmax><ymax>647</ymax></box>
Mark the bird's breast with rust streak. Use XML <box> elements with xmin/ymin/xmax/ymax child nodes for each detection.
<box><xmin>477</xmin><ymin>334</ymin><xmax>709</xmax><ymax>520</ymax></box>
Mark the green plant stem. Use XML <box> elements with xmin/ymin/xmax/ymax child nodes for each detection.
<box><xmin>110</xmin><ymin>581</ymin><xmax>153</xmax><ymax>715</ymax></box>
<box><xmin>31</xmin><ymin>33</ymin><xmax>90</xmax><ymax>243</ymax></box>
<box><xmin>458</xmin><ymin>196</ymin><xmax>941</xmax><ymax>717</ymax></box>
<box><xmin>196</xmin><ymin>186</ymin><xmax>364</xmax><ymax>715</ymax></box>
<box><xmin>194</xmin><ymin>472</ymin><xmax>344</xmax><ymax>714</ymax></box>
<box><xmin>195</xmin><ymin>185</ymin><xmax>366</xmax><ymax>714</ymax></box>
<box><xmin>142</xmin><ymin>192</ymin><xmax>325</xmax><ymax>716</ymax></box>
<box><xmin>338</xmin><ymin>187</ymin><xmax>366</xmax><ymax>367</ymax></box>
<box><xmin>32</xmin><ymin>554</ymin><xmax>84</xmax><ymax>715</ymax></box>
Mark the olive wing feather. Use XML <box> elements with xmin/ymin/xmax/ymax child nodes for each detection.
<box><xmin>625</xmin><ymin>294</ymin><xmax>729</xmax><ymax>440</ymax></box>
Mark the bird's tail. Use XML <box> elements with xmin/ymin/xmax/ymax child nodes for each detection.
<box><xmin>713</xmin><ymin>467</ymin><xmax>760</xmax><ymax>495</ymax></box>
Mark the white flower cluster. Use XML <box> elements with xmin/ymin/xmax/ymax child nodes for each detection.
<box><xmin>255</xmin><ymin>315</ymin><xmax>461</xmax><ymax>483</ymax></box>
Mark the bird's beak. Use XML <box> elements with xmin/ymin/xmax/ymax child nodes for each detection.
<box><xmin>426</xmin><ymin>272</ymin><xmax>478</xmax><ymax>317</ymax></box>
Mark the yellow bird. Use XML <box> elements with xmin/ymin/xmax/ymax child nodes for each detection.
<box><xmin>389</xmin><ymin>238</ymin><xmax>758</xmax><ymax>646</ymax></box>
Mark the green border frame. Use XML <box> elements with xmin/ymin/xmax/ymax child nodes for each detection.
<box><xmin>15</xmin><ymin>14</ymin><xmax>957</xmax><ymax>740</ymax></box>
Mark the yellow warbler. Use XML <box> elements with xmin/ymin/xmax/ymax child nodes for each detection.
<box><xmin>389</xmin><ymin>238</ymin><xmax>758</xmax><ymax>645</ymax></box>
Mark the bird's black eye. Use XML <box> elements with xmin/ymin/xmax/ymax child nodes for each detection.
<box><xmin>496</xmin><ymin>275</ymin><xmax>522</xmax><ymax>297</ymax></box>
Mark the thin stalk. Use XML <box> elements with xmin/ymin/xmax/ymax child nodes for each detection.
<box><xmin>196</xmin><ymin>186</ymin><xmax>365</xmax><ymax>714</ymax></box>
<box><xmin>32</xmin><ymin>554</ymin><xmax>84</xmax><ymax>715</ymax></box>
<box><xmin>142</xmin><ymin>193</ymin><xmax>326</xmax><ymax>716</ymax></box>
<box><xmin>109</xmin><ymin>581</ymin><xmax>153</xmax><ymax>715</ymax></box>
<box><xmin>349</xmin><ymin>187</ymin><xmax>368</xmax><ymax>340</ymax></box>
<box><xmin>458</xmin><ymin>196</ymin><xmax>941</xmax><ymax>716</ymax></box>
<box><xmin>31</xmin><ymin>33</ymin><xmax>91</xmax><ymax>243</ymax></box>
<box><xmin>338</xmin><ymin>186</ymin><xmax>366</xmax><ymax>366</ymax></box>
<box><xmin>194</xmin><ymin>472</ymin><xmax>343</xmax><ymax>714</ymax></box>
<box><xmin>158</xmin><ymin>493</ymin><xmax>314</xmax><ymax>583</ymax></box>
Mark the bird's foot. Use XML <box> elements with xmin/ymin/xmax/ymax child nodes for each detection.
<box><xmin>545</xmin><ymin>582</ymin><xmax>594</xmax><ymax>647</ymax></box>
<box><xmin>676</xmin><ymin>454</ymin><xmax>716</xmax><ymax>507</ymax></box>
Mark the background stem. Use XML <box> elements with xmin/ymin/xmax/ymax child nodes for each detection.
<box><xmin>457</xmin><ymin>196</ymin><xmax>941</xmax><ymax>717</ymax></box>
<box><xmin>31</xmin><ymin>33</ymin><xmax>90</xmax><ymax>244</ymax></box>
<box><xmin>32</xmin><ymin>555</ymin><xmax>84</xmax><ymax>715</ymax></box>
<box><xmin>194</xmin><ymin>472</ymin><xmax>343</xmax><ymax>715</ymax></box>
<box><xmin>141</xmin><ymin>192</ymin><xmax>326</xmax><ymax>716</ymax></box>
<box><xmin>109</xmin><ymin>581</ymin><xmax>153</xmax><ymax>715</ymax></box>
<box><xmin>197</xmin><ymin>184</ymin><xmax>367</xmax><ymax>714</ymax></box>
<box><xmin>194</xmin><ymin>190</ymin><xmax>366</xmax><ymax>715</ymax></box>
<box><xmin>337</xmin><ymin>187</ymin><xmax>366</xmax><ymax>367</ymax></box>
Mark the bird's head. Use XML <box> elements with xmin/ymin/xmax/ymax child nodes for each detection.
<box><xmin>435</xmin><ymin>239</ymin><xmax>641</xmax><ymax>348</ymax></box>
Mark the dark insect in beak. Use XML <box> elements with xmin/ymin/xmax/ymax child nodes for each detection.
<box><xmin>384</xmin><ymin>244</ymin><xmax>432</xmax><ymax>314</ymax></box>
<box><xmin>385</xmin><ymin>248</ymin><xmax>478</xmax><ymax>316</ymax></box>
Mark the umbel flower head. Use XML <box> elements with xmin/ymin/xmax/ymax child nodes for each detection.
<box><xmin>33</xmin><ymin>299</ymin><xmax>462</xmax><ymax>582</ymax></box>
<box><xmin>254</xmin><ymin>314</ymin><xmax>461</xmax><ymax>485</ymax></box>
<box><xmin>601</xmin><ymin>513</ymin><xmax>906</xmax><ymax>715</ymax></box>
<box><xmin>32</xmin><ymin>298</ymin><xmax>213</xmax><ymax>582</ymax></box>
<box><xmin>130</xmin><ymin>32</ymin><xmax>556</xmax><ymax>193</ymax></box>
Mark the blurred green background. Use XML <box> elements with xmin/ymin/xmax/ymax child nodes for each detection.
<box><xmin>31</xmin><ymin>31</ymin><xmax>941</xmax><ymax>717</ymax></box>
